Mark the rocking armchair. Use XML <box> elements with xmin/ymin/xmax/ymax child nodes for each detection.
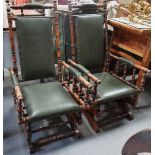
<box><xmin>66</xmin><ymin>1</ymin><xmax>150</xmax><ymax>132</ymax></box>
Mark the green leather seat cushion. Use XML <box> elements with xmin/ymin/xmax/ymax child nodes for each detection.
<box><xmin>22</xmin><ymin>82</ymin><xmax>81</xmax><ymax>122</ymax></box>
<box><xmin>94</xmin><ymin>72</ymin><xmax>139</xmax><ymax>102</ymax></box>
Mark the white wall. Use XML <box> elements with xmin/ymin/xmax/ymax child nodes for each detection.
<box><xmin>3</xmin><ymin>0</ymin><xmax>8</xmax><ymax>28</ymax></box>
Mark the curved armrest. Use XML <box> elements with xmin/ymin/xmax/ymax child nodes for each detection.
<box><xmin>134</xmin><ymin>64</ymin><xmax>150</xmax><ymax>73</ymax></box>
<box><xmin>9</xmin><ymin>68</ymin><xmax>23</xmax><ymax>101</ymax></box>
<box><xmin>109</xmin><ymin>53</ymin><xmax>150</xmax><ymax>73</ymax></box>
<box><xmin>62</xmin><ymin>61</ymin><xmax>93</xmax><ymax>89</ymax></box>
<box><xmin>68</xmin><ymin>59</ymin><xmax>101</xmax><ymax>84</ymax></box>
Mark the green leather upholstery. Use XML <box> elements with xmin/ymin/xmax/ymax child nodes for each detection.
<box><xmin>94</xmin><ymin>72</ymin><xmax>139</xmax><ymax>102</ymax></box>
<box><xmin>64</xmin><ymin>14</ymin><xmax>71</xmax><ymax>61</ymax></box>
<box><xmin>74</xmin><ymin>14</ymin><xmax>104</xmax><ymax>70</ymax></box>
<box><xmin>22</xmin><ymin>82</ymin><xmax>81</xmax><ymax>122</ymax></box>
<box><xmin>74</xmin><ymin>63</ymin><xmax>90</xmax><ymax>74</ymax></box>
<box><xmin>67</xmin><ymin>65</ymin><xmax>82</xmax><ymax>77</ymax></box>
<box><xmin>16</xmin><ymin>17</ymin><xmax>55</xmax><ymax>81</ymax></box>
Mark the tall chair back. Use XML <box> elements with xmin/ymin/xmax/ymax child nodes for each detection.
<box><xmin>5</xmin><ymin>1</ymin><xmax>60</xmax><ymax>81</ymax></box>
<box><xmin>16</xmin><ymin>16</ymin><xmax>55</xmax><ymax>80</ymax></box>
<box><xmin>66</xmin><ymin>0</ymin><xmax>109</xmax><ymax>72</ymax></box>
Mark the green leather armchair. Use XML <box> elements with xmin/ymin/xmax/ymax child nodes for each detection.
<box><xmin>7</xmin><ymin>2</ymin><xmax>92</xmax><ymax>153</ymax></box>
<box><xmin>66</xmin><ymin>5</ymin><xmax>150</xmax><ymax>132</ymax></box>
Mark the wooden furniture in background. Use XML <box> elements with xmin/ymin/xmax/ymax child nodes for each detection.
<box><xmin>108</xmin><ymin>19</ymin><xmax>151</xmax><ymax>88</ymax></box>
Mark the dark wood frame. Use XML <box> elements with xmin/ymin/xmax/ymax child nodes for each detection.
<box><xmin>6</xmin><ymin>0</ymin><xmax>93</xmax><ymax>153</ymax></box>
<box><xmin>66</xmin><ymin>0</ymin><xmax>150</xmax><ymax>132</ymax></box>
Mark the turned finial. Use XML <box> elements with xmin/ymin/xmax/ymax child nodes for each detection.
<box><xmin>68</xmin><ymin>0</ymin><xmax>72</xmax><ymax>11</ymax></box>
<box><xmin>53</xmin><ymin>0</ymin><xmax>57</xmax><ymax>11</ymax></box>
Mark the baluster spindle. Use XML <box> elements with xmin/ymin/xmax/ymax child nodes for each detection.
<box><xmin>115</xmin><ymin>60</ymin><xmax>119</xmax><ymax>75</ymax></box>
<box><xmin>123</xmin><ymin>64</ymin><xmax>127</xmax><ymax>80</ymax></box>
<box><xmin>79</xmin><ymin>82</ymin><xmax>83</xmax><ymax>99</ymax></box>
<box><xmin>67</xmin><ymin>72</ymin><xmax>71</xmax><ymax>87</ymax></box>
<box><xmin>68</xmin><ymin>0</ymin><xmax>76</xmax><ymax>61</ymax></box>
<box><xmin>73</xmin><ymin>77</ymin><xmax>77</xmax><ymax>93</ymax></box>
<box><xmin>131</xmin><ymin>68</ymin><xmax>136</xmax><ymax>84</ymax></box>
<box><xmin>54</xmin><ymin>0</ymin><xmax>62</xmax><ymax>81</ymax></box>
<box><xmin>86</xmin><ymin>89</ymin><xmax>90</xmax><ymax>105</ymax></box>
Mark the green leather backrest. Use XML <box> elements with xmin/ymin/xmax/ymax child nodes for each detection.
<box><xmin>74</xmin><ymin>14</ymin><xmax>104</xmax><ymax>70</ymax></box>
<box><xmin>16</xmin><ymin>16</ymin><xmax>55</xmax><ymax>81</ymax></box>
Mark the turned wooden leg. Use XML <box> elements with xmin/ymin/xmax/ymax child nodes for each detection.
<box><xmin>84</xmin><ymin>111</ymin><xmax>100</xmax><ymax>133</ymax></box>
<box><xmin>67</xmin><ymin>114</ymin><xmax>81</xmax><ymax>138</ymax></box>
<box><xmin>132</xmin><ymin>94</ymin><xmax>140</xmax><ymax>108</ymax></box>
<box><xmin>73</xmin><ymin>112</ymin><xmax>82</xmax><ymax>125</ymax></box>
<box><xmin>17</xmin><ymin>101</ymin><xmax>23</xmax><ymax>124</ymax></box>
<box><xmin>118</xmin><ymin>100</ymin><xmax>134</xmax><ymax>121</ymax></box>
<box><xmin>26</xmin><ymin>123</ymin><xmax>34</xmax><ymax>153</ymax></box>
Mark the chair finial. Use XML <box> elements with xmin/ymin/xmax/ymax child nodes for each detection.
<box><xmin>53</xmin><ymin>0</ymin><xmax>57</xmax><ymax>11</ymax></box>
<box><xmin>68</xmin><ymin>0</ymin><xmax>72</xmax><ymax>11</ymax></box>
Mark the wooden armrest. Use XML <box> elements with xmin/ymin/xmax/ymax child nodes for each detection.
<box><xmin>62</xmin><ymin>61</ymin><xmax>93</xmax><ymax>89</ymax></box>
<box><xmin>109</xmin><ymin>53</ymin><xmax>150</xmax><ymax>73</ymax></box>
<box><xmin>68</xmin><ymin>59</ymin><xmax>101</xmax><ymax>84</ymax></box>
<box><xmin>9</xmin><ymin>68</ymin><xmax>23</xmax><ymax>101</ymax></box>
<box><xmin>134</xmin><ymin>64</ymin><xmax>150</xmax><ymax>73</ymax></box>
<box><xmin>14</xmin><ymin>86</ymin><xmax>23</xmax><ymax>101</ymax></box>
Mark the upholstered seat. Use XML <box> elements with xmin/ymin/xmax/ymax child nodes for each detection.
<box><xmin>95</xmin><ymin>72</ymin><xmax>139</xmax><ymax>102</ymax></box>
<box><xmin>22</xmin><ymin>82</ymin><xmax>81</xmax><ymax>122</ymax></box>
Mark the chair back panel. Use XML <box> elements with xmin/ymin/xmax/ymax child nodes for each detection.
<box><xmin>74</xmin><ymin>14</ymin><xmax>105</xmax><ymax>71</ymax></box>
<box><xmin>16</xmin><ymin>16</ymin><xmax>55</xmax><ymax>80</ymax></box>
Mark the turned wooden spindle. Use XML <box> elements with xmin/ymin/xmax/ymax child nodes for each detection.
<box><xmin>72</xmin><ymin>77</ymin><xmax>77</xmax><ymax>93</ymax></box>
<box><xmin>123</xmin><ymin>64</ymin><xmax>127</xmax><ymax>80</ymax></box>
<box><xmin>17</xmin><ymin>100</ymin><xmax>23</xmax><ymax>123</ymax></box>
<box><xmin>79</xmin><ymin>82</ymin><xmax>83</xmax><ymax>99</ymax></box>
<box><xmin>103</xmin><ymin>0</ymin><xmax>109</xmax><ymax>72</ymax></box>
<box><xmin>131</xmin><ymin>68</ymin><xmax>136</xmax><ymax>84</ymax></box>
<box><xmin>27</xmin><ymin>123</ymin><xmax>33</xmax><ymax>152</ymax></box>
<box><xmin>93</xmin><ymin>84</ymin><xmax>98</xmax><ymax>102</ymax></box>
<box><xmin>115</xmin><ymin>60</ymin><xmax>119</xmax><ymax>75</ymax></box>
<box><xmin>6</xmin><ymin>0</ymin><xmax>18</xmax><ymax>77</ymax></box>
<box><xmin>68</xmin><ymin>0</ymin><xmax>76</xmax><ymax>61</ymax></box>
<box><xmin>85</xmin><ymin>89</ymin><xmax>90</xmax><ymax>104</ymax></box>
